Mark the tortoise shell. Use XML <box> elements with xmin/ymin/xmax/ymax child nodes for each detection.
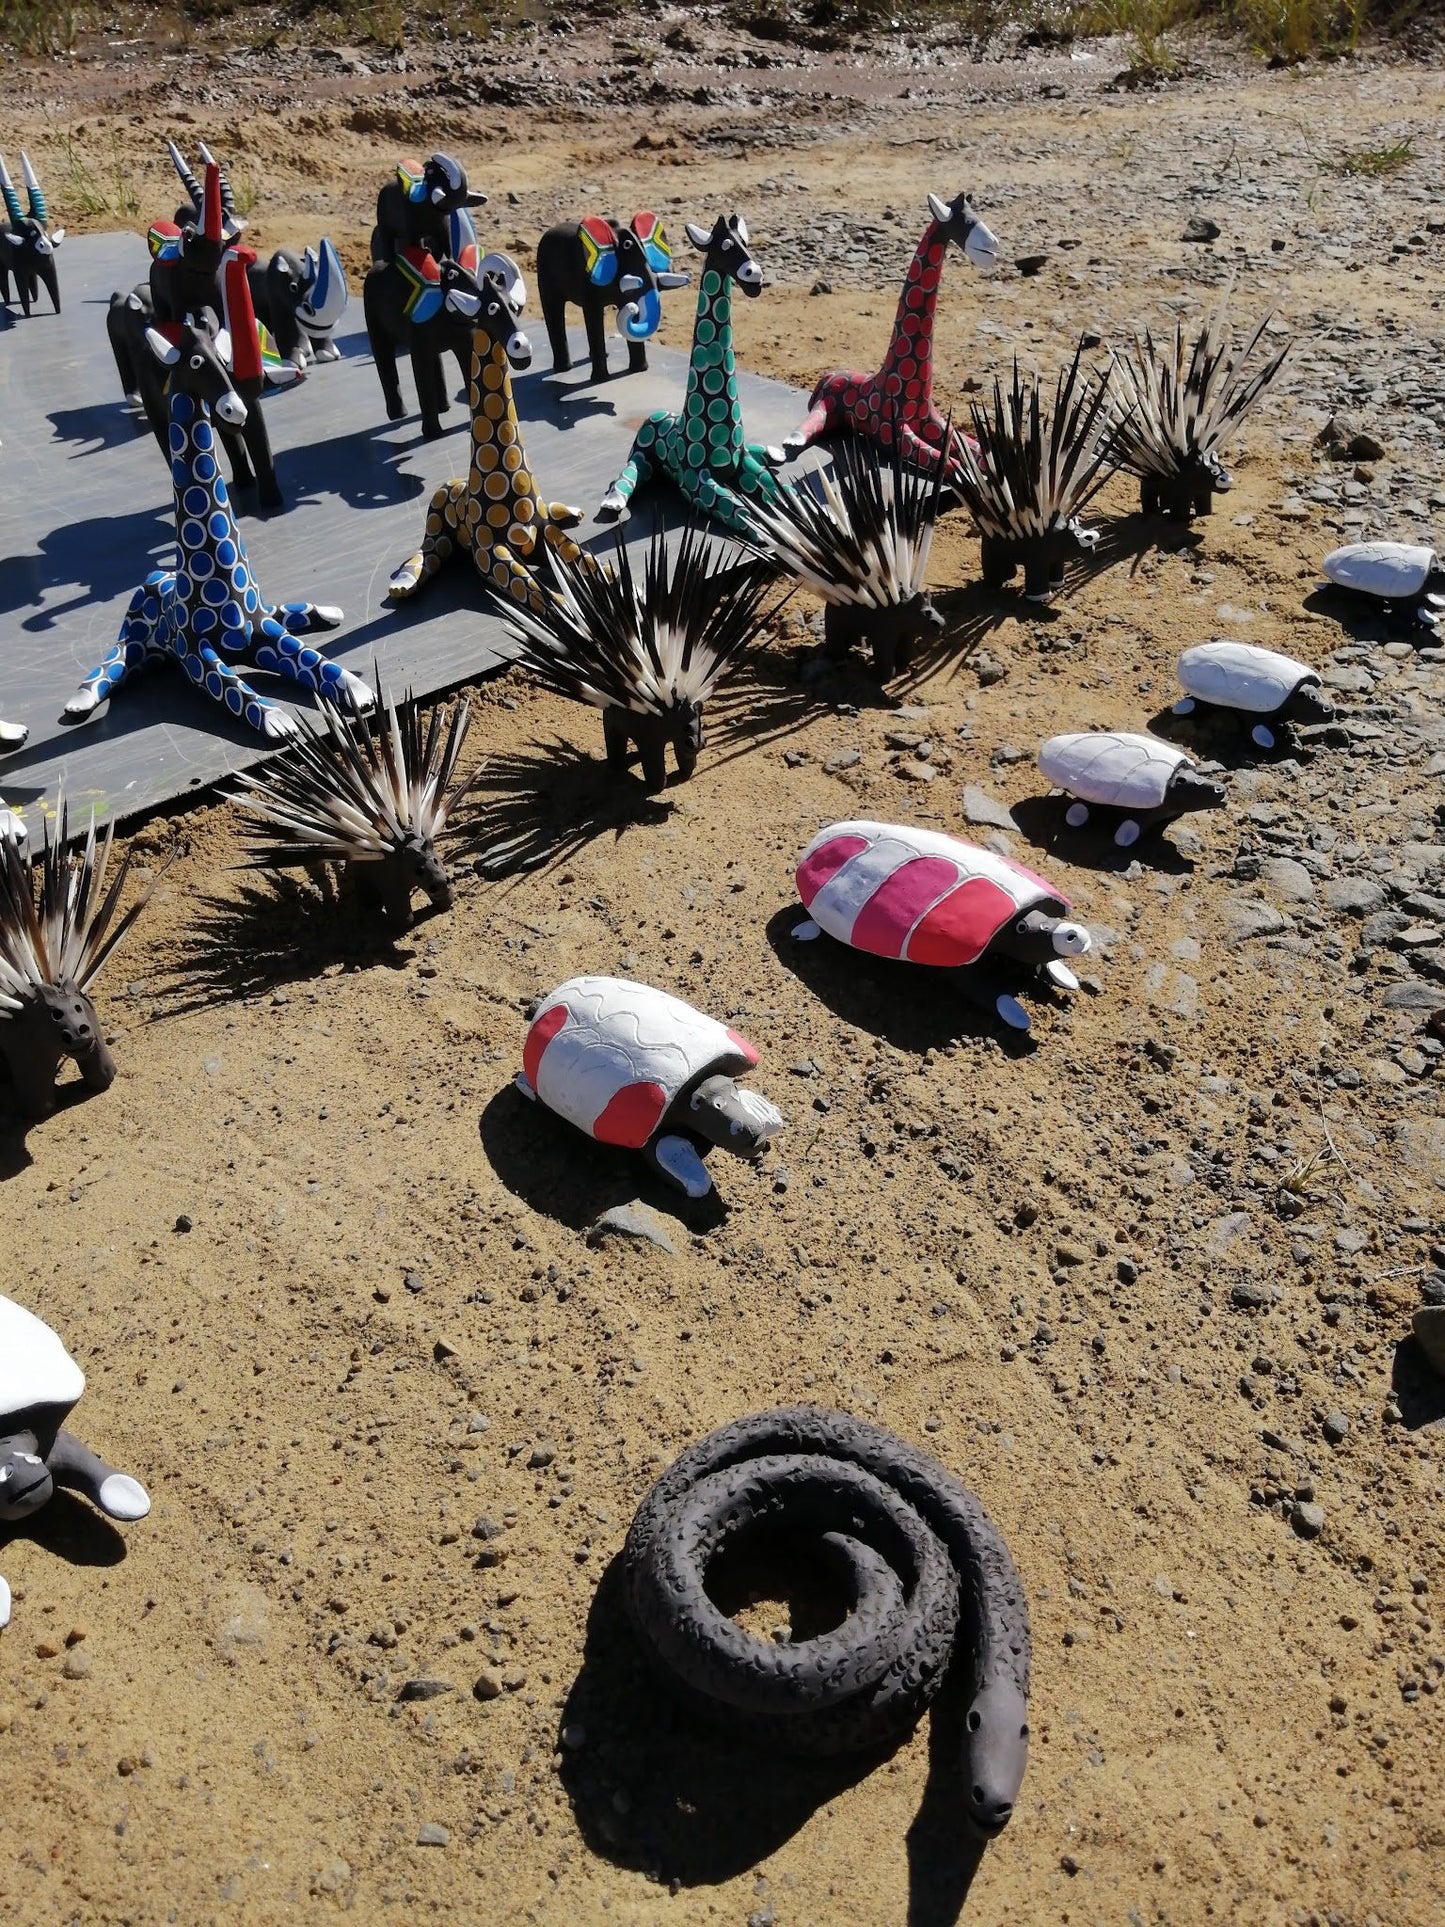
<box><xmin>524</xmin><ymin>976</ymin><xmax>758</xmax><ymax>1150</ymax></box>
<box><xmin>1322</xmin><ymin>541</ymin><xmax>1436</xmax><ymax>600</ymax></box>
<box><xmin>0</xmin><ymin>1294</ymin><xmax>84</xmax><ymax>1433</ymax></box>
<box><xmin>796</xmin><ymin>820</ymin><xmax>1068</xmax><ymax>967</ymax></box>
<box><xmin>1038</xmin><ymin>731</ymin><xmax>1191</xmax><ymax>810</ymax></box>
<box><xmin>1177</xmin><ymin>641</ymin><xmax>1318</xmax><ymax>716</ymax></box>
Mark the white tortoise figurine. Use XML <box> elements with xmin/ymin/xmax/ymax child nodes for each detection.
<box><xmin>1174</xmin><ymin>641</ymin><xmax>1334</xmax><ymax>749</ymax></box>
<box><xmin>1038</xmin><ymin>731</ymin><xmax>1225</xmax><ymax>848</ymax></box>
<box><xmin>0</xmin><ymin>718</ymin><xmax>26</xmax><ymax>848</ymax></box>
<box><xmin>1</xmin><ymin>1293</ymin><xmax>151</xmax><ymax>1629</ymax></box>
<box><xmin>1321</xmin><ymin>542</ymin><xmax>1442</xmax><ymax>638</ymax></box>
<box><xmin>518</xmin><ymin>975</ymin><xmax>783</xmax><ymax>1199</ymax></box>
<box><xmin>793</xmin><ymin>819</ymin><xmax>1091</xmax><ymax>1032</ymax></box>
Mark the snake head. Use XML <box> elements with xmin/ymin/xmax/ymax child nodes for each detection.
<box><xmin>960</xmin><ymin>1676</ymin><xmax>1030</xmax><ymax>1834</ymax></box>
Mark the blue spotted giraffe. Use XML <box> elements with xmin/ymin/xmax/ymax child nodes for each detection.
<box><xmin>595</xmin><ymin>213</ymin><xmax>786</xmax><ymax>539</ymax></box>
<box><xmin>64</xmin><ymin>316</ymin><xmax>370</xmax><ymax>741</ymax></box>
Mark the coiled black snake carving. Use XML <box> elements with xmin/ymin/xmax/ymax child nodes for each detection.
<box><xmin>622</xmin><ymin>1406</ymin><xmax>1031</xmax><ymax>1833</ymax></box>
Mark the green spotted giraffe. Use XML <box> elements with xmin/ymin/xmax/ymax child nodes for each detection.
<box><xmin>595</xmin><ymin>212</ymin><xmax>786</xmax><ymax>539</ymax></box>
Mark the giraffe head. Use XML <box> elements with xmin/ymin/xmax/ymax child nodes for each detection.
<box><xmin>683</xmin><ymin>212</ymin><xmax>764</xmax><ymax>298</ymax></box>
<box><xmin>143</xmin><ymin>312</ymin><xmax>249</xmax><ymax>427</ymax></box>
<box><xmin>441</xmin><ymin>252</ymin><xmax>532</xmax><ymax>368</ymax></box>
<box><xmin>926</xmin><ymin>191</ymin><xmax>999</xmax><ymax>272</ymax></box>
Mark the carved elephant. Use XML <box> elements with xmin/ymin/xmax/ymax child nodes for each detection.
<box><xmin>371</xmin><ymin>153</ymin><xmax>486</xmax><ymax>265</ymax></box>
<box><xmin>364</xmin><ymin>207</ymin><xmax>482</xmax><ymax>439</ymax></box>
<box><xmin>537</xmin><ymin>212</ymin><xmax>688</xmax><ymax>384</ymax></box>
<box><xmin>0</xmin><ymin>151</ymin><xmax>63</xmax><ymax>316</ymax></box>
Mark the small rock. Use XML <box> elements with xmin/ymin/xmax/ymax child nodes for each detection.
<box><xmin>62</xmin><ymin>1650</ymin><xmax>92</xmax><ymax>1681</ymax></box>
<box><xmin>961</xmin><ymin>785</ymin><xmax>1017</xmax><ymax>831</ymax></box>
<box><xmin>1292</xmin><ymin>1502</ymin><xmax>1326</xmax><ymax>1540</ymax></box>
<box><xmin>809</xmin><ymin>278</ymin><xmax>831</xmax><ymax>296</ymax></box>
<box><xmin>416</xmin><ymin>1822</ymin><xmax>449</xmax><ymax>1848</ymax></box>
<box><xmin>1183</xmin><ymin>215</ymin><xmax>1220</xmax><ymax>243</ymax></box>
<box><xmin>1324</xmin><ymin>876</ymin><xmax>1386</xmax><ymax>916</ymax></box>
<box><xmin>824</xmin><ymin>749</ymin><xmax>861</xmax><ymax>774</ymax></box>
<box><xmin>1259</xmin><ymin>857</ymin><xmax>1314</xmax><ymax>903</ymax></box>
<box><xmin>398</xmin><ymin>1678</ymin><xmax>452</xmax><ymax>1702</ymax></box>
<box><xmin>473</xmin><ymin>1669</ymin><xmax>504</xmax><ymax>1701</ymax></box>
<box><xmin>1015</xmin><ymin>253</ymin><xmax>1049</xmax><ymax>277</ymax></box>
<box><xmin>174</xmin><ymin>1214</ymin><xmax>193</xmax><ymax>1234</ymax></box>
<box><xmin>1222</xmin><ymin>898</ymin><xmax>1289</xmax><ymax>942</ymax></box>
<box><xmin>1231</xmin><ymin>1280</ymin><xmax>1274</xmax><ymax>1309</ymax></box>
<box><xmin>1322</xmin><ymin>1410</ymin><xmax>1349</xmax><ymax>1446</ymax></box>
<box><xmin>586</xmin><ymin>1202</ymin><xmax>678</xmax><ymax>1256</ymax></box>
<box><xmin>1346</xmin><ymin>431</ymin><xmax>1385</xmax><ymax>462</ymax></box>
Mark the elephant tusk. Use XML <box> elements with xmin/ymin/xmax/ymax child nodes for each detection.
<box><xmin>656</xmin><ymin>271</ymin><xmax>690</xmax><ymax>290</ymax></box>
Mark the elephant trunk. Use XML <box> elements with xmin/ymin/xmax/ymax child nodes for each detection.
<box><xmin>618</xmin><ymin>285</ymin><xmax>662</xmax><ymax>341</ymax></box>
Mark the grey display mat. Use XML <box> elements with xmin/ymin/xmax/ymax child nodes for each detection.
<box><xmin>0</xmin><ymin>231</ymin><xmax>809</xmax><ymax>832</ymax></box>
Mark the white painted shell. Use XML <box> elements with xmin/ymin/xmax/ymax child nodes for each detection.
<box><xmin>1177</xmin><ymin>641</ymin><xmax>1317</xmax><ymax>716</ymax></box>
<box><xmin>1038</xmin><ymin>731</ymin><xmax>1192</xmax><ymax>810</ymax></box>
<box><xmin>0</xmin><ymin>1295</ymin><xmax>85</xmax><ymax>1425</ymax></box>
<box><xmin>1322</xmin><ymin>541</ymin><xmax>1436</xmax><ymax>600</ymax></box>
<box><xmin>523</xmin><ymin>976</ymin><xmax>758</xmax><ymax>1150</ymax></box>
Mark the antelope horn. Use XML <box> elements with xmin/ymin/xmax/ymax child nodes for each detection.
<box><xmin>166</xmin><ymin>138</ymin><xmax>204</xmax><ymax>214</ymax></box>
<box><xmin>19</xmin><ymin>150</ymin><xmax>47</xmax><ymax>224</ymax></box>
<box><xmin>198</xmin><ymin>142</ymin><xmax>237</xmax><ymax>219</ymax></box>
<box><xmin>0</xmin><ymin>152</ymin><xmax>23</xmax><ymax>227</ymax></box>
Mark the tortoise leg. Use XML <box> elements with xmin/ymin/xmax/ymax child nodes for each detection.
<box><xmin>644</xmin><ymin>1133</ymin><xmax>713</xmax><ymax>1199</ymax></box>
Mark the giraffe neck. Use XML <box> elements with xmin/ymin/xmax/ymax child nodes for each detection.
<box><xmin>681</xmin><ymin>269</ymin><xmax>742</xmax><ymax>460</ymax></box>
<box><xmin>170</xmin><ymin>389</ymin><xmax>253</xmax><ymax>629</ymax></box>
<box><xmin>467</xmin><ymin>333</ymin><xmax>526</xmax><ymax>491</ymax></box>
<box><xmin>877</xmin><ymin>221</ymin><xmax>948</xmax><ymax>401</ymax></box>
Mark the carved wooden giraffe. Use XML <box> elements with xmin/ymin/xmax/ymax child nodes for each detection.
<box><xmin>387</xmin><ymin>255</ymin><xmax>584</xmax><ymax>612</ymax></box>
<box><xmin>595</xmin><ymin>213</ymin><xmax>786</xmax><ymax>540</ymax></box>
<box><xmin>783</xmin><ymin>192</ymin><xmax>998</xmax><ymax>475</ymax></box>
<box><xmin>63</xmin><ymin>316</ymin><xmax>368</xmax><ymax>740</ymax></box>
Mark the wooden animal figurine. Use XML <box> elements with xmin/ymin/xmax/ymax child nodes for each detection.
<box><xmin>1109</xmin><ymin>305</ymin><xmax>1289</xmax><ymax>523</ymax></box>
<box><xmin>0</xmin><ymin>150</ymin><xmax>64</xmax><ymax>316</ymax></box>
<box><xmin>387</xmin><ymin>254</ymin><xmax>587</xmax><ymax>611</ymax></box>
<box><xmin>518</xmin><ymin>976</ymin><xmax>783</xmax><ymax>1199</ymax></box>
<box><xmin>1038</xmin><ymin>731</ymin><xmax>1225</xmax><ymax>847</ymax></box>
<box><xmin>793</xmin><ymin>819</ymin><xmax>1091</xmax><ymax>1033</ymax></box>
<box><xmin>953</xmin><ymin>343</ymin><xmax>1119</xmax><ymax>603</ymax></box>
<box><xmin>234</xmin><ymin>672</ymin><xmax>473</xmax><ymax>932</ymax></box>
<box><xmin>1174</xmin><ymin>642</ymin><xmax>1333</xmax><ymax>749</ymax></box>
<box><xmin>783</xmin><ymin>191</ymin><xmax>997</xmax><ymax>474</ymax></box>
<box><xmin>371</xmin><ymin>152</ymin><xmax>487</xmax><ymax>265</ymax></box>
<box><xmin>496</xmin><ymin>520</ymin><xmax>779</xmax><ymax>792</ymax></box>
<box><xmin>0</xmin><ymin>718</ymin><xmax>25</xmax><ymax>849</ymax></box>
<box><xmin>745</xmin><ymin>434</ymin><xmax>947</xmax><ymax>680</ymax></box>
<box><xmin>1322</xmin><ymin>542</ymin><xmax>1443</xmax><ymax>639</ymax></box>
<box><xmin>65</xmin><ymin>314</ymin><xmax>368</xmax><ymax>739</ymax></box>
<box><xmin>364</xmin><ymin>206</ymin><xmax>480</xmax><ymax>439</ymax></box>
<box><xmin>0</xmin><ymin>1293</ymin><xmax>151</xmax><ymax>1630</ymax></box>
<box><xmin>595</xmin><ymin>212</ymin><xmax>787</xmax><ymax>538</ymax></box>
<box><xmin>0</xmin><ymin>797</ymin><xmax>161</xmax><ymax>1119</ymax></box>
<box><xmin>537</xmin><ymin>211</ymin><xmax>690</xmax><ymax>384</ymax></box>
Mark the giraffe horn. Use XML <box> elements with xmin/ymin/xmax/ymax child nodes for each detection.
<box><xmin>20</xmin><ymin>151</ymin><xmax>47</xmax><ymax>224</ymax></box>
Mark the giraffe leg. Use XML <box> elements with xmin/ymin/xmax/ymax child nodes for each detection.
<box><xmin>472</xmin><ymin>536</ymin><xmax>548</xmax><ymax>616</ymax></box>
<box><xmin>265</xmin><ymin>600</ymin><xmax>345</xmax><ymax>636</ymax></box>
<box><xmin>677</xmin><ymin>466</ymin><xmax>755</xmax><ymax>540</ymax></box>
<box><xmin>251</xmin><ymin>616</ymin><xmax>374</xmax><ymax>715</ymax></box>
<box><xmin>62</xmin><ymin>577</ymin><xmax>169</xmax><ymax>721</ymax></box>
<box><xmin>389</xmin><ymin>481</ymin><xmax>465</xmax><ymax>599</ymax></box>
<box><xmin>186</xmin><ymin>643</ymin><xmax>298</xmax><ymax>740</ymax></box>
<box><xmin>737</xmin><ymin>451</ymin><xmax>784</xmax><ymax>504</ymax></box>
<box><xmin>597</xmin><ymin>418</ymin><xmax>663</xmax><ymax>523</ymax></box>
<box><xmin>782</xmin><ymin>396</ymin><xmax>835</xmax><ymax>458</ymax></box>
<box><xmin>545</xmin><ymin>501</ymin><xmax>583</xmax><ymax>530</ymax></box>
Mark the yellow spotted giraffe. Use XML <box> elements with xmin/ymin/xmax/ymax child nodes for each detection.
<box><xmin>387</xmin><ymin>256</ymin><xmax>582</xmax><ymax>611</ymax></box>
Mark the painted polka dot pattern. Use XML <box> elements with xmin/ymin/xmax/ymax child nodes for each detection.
<box><xmin>73</xmin><ymin>373</ymin><xmax>351</xmax><ymax>733</ymax></box>
<box><xmin>785</xmin><ymin>215</ymin><xmax>981</xmax><ymax>477</ymax></box>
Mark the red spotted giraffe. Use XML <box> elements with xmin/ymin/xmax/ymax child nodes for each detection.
<box><xmin>783</xmin><ymin>192</ymin><xmax>998</xmax><ymax>475</ymax></box>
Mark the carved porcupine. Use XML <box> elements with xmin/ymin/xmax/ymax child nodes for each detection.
<box><xmin>953</xmin><ymin>342</ymin><xmax>1119</xmax><ymax>603</ymax></box>
<box><xmin>1108</xmin><ymin>305</ymin><xmax>1289</xmax><ymax>522</ymax></box>
<box><xmin>0</xmin><ymin>798</ymin><xmax>164</xmax><ymax>1119</ymax></box>
<box><xmin>233</xmin><ymin>670</ymin><xmax>472</xmax><ymax>932</ymax></box>
<box><xmin>495</xmin><ymin>521</ymin><xmax>781</xmax><ymax>793</ymax></box>
<box><xmin>744</xmin><ymin>434</ymin><xmax>947</xmax><ymax>680</ymax></box>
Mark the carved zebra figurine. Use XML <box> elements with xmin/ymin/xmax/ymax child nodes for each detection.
<box><xmin>64</xmin><ymin>314</ymin><xmax>370</xmax><ymax>739</ymax></box>
<box><xmin>595</xmin><ymin>212</ymin><xmax>787</xmax><ymax>539</ymax></box>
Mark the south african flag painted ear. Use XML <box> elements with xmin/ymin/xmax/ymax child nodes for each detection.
<box><xmin>579</xmin><ymin>215</ymin><xmax>619</xmax><ymax>287</ymax></box>
<box><xmin>631</xmin><ymin>211</ymin><xmax>672</xmax><ymax>277</ymax></box>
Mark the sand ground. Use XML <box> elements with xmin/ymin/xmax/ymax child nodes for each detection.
<box><xmin>2</xmin><ymin>15</ymin><xmax>1444</xmax><ymax>1925</ymax></box>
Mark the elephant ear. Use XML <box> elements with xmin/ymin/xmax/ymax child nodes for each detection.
<box><xmin>397</xmin><ymin>157</ymin><xmax>427</xmax><ymax>203</ymax></box>
<box><xmin>396</xmin><ymin>245</ymin><xmax>444</xmax><ymax>324</ymax></box>
<box><xmin>579</xmin><ymin>215</ymin><xmax>619</xmax><ymax>288</ymax></box>
<box><xmin>631</xmin><ymin>211</ymin><xmax>673</xmax><ymax>276</ymax></box>
<box><xmin>448</xmin><ymin>204</ymin><xmax>480</xmax><ymax>275</ymax></box>
<box><xmin>147</xmin><ymin>219</ymin><xmax>184</xmax><ymax>263</ymax></box>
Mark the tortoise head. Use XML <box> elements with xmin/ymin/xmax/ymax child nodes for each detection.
<box><xmin>1167</xmin><ymin>767</ymin><xmax>1227</xmax><ymax>815</ymax></box>
<box><xmin>0</xmin><ymin>1436</ymin><xmax>54</xmax><ymax>1520</ymax></box>
<box><xmin>1283</xmin><ymin>679</ymin><xmax>1334</xmax><ymax>726</ymax></box>
<box><xmin>685</xmin><ymin>1073</ymin><xmax>783</xmax><ymax>1159</ymax></box>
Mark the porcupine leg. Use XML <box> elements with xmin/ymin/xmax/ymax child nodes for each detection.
<box><xmin>185</xmin><ymin>641</ymin><xmax>297</xmax><ymax>741</ymax></box>
<box><xmin>251</xmin><ymin>615</ymin><xmax>373</xmax><ymax>715</ymax></box>
<box><xmin>388</xmin><ymin>481</ymin><xmax>465</xmax><ymax>599</ymax></box>
<box><xmin>62</xmin><ymin>577</ymin><xmax>168</xmax><ymax>721</ymax></box>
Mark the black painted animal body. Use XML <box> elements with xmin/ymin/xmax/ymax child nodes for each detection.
<box><xmin>371</xmin><ymin>153</ymin><xmax>486</xmax><ymax>265</ymax></box>
<box><xmin>536</xmin><ymin>212</ymin><xmax>689</xmax><ymax>384</ymax></box>
<box><xmin>0</xmin><ymin>150</ymin><xmax>64</xmax><ymax>316</ymax></box>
